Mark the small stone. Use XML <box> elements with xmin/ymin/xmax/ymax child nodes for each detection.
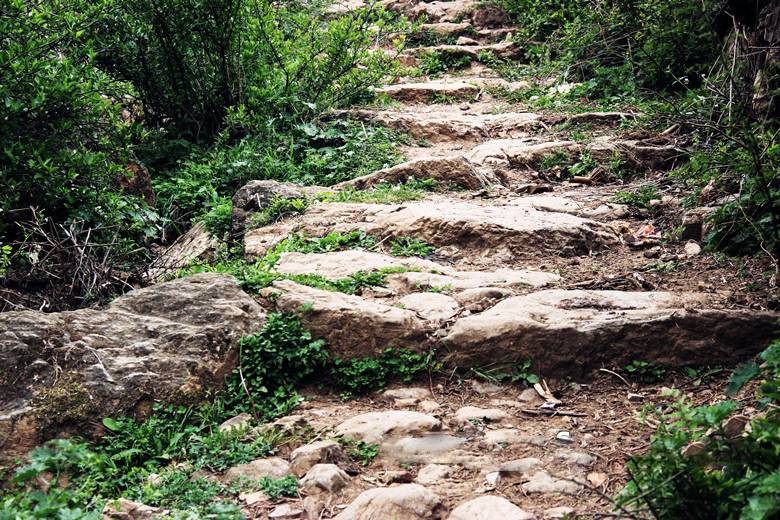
<box><xmin>627</xmin><ymin>392</ymin><xmax>644</xmax><ymax>402</ymax></box>
<box><xmin>556</xmin><ymin>450</ymin><xmax>596</xmax><ymax>466</ymax></box>
<box><xmin>485</xmin><ymin>471</ymin><xmax>501</xmax><ymax>486</ymax></box>
<box><xmin>454</xmin><ymin>406</ymin><xmax>511</xmax><ymax>425</ymax></box>
<box><xmin>418</xmin><ymin>400</ymin><xmax>441</xmax><ymax>413</ymax></box>
<box><xmin>643</xmin><ymin>246</ymin><xmax>662</xmax><ymax>259</ymax></box>
<box><xmin>335</xmin><ymin>411</ymin><xmax>441</xmax><ymax>444</ymax></box>
<box><xmin>517</xmin><ymin>387</ymin><xmax>543</xmax><ymax>404</ymax></box>
<box><xmin>498</xmin><ymin>458</ymin><xmax>542</xmax><ymax>477</ymax></box>
<box><xmin>219</xmin><ymin>413</ymin><xmax>252</xmax><ymax>433</ymax></box>
<box><xmin>456</xmin><ymin>36</ymin><xmax>479</xmax><ymax>45</ymax></box>
<box><xmin>722</xmin><ymin>415</ymin><xmax>748</xmax><ymax>438</ymax></box>
<box><xmin>554</xmin><ymin>431</ymin><xmax>573</xmax><ymax>444</ymax></box>
<box><xmin>681</xmin><ymin>441</ymin><xmax>707</xmax><ymax>458</ymax></box>
<box><xmin>269</xmin><ymin>504</ymin><xmax>303</xmax><ymax>518</ymax></box>
<box><xmin>332</xmin><ymin>484</ymin><xmax>444</xmax><ymax>520</ymax></box>
<box><xmin>587</xmin><ymin>472</ymin><xmax>608</xmax><ymax>487</ymax></box>
<box><xmin>103</xmin><ymin>499</ymin><xmax>169</xmax><ymax>519</ymax></box>
<box><xmin>449</xmin><ymin>496</ymin><xmax>534</xmax><ymax>520</ymax></box>
<box><xmin>260</xmin><ymin>415</ymin><xmax>309</xmax><ymax>435</ymax></box>
<box><xmin>383</xmin><ymin>470</ymin><xmax>414</xmax><ymax>484</ymax></box>
<box><xmin>472</xmin><ymin>380</ymin><xmax>503</xmax><ymax>395</ymax></box>
<box><xmin>290</xmin><ymin>440</ymin><xmax>348</xmax><ymax>477</ymax></box>
<box><xmin>544</xmin><ymin>506</ymin><xmax>575</xmax><ymax>519</ymax></box>
<box><xmin>522</xmin><ymin>470</ymin><xmax>582</xmax><ymax>494</ymax></box>
<box><xmin>416</xmin><ymin>464</ymin><xmax>451</xmax><ymax>484</ymax></box>
<box><xmin>382</xmin><ymin>387</ymin><xmax>432</xmax><ymax>404</ymax></box>
<box><xmin>396</xmin><ymin>398</ymin><xmax>420</xmax><ymax>408</ymax></box>
<box><xmin>300</xmin><ymin>464</ymin><xmax>351</xmax><ymax>494</ymax></box>
<box><xmin>239</xmin><ymin>490</ymin><xmax>269</xmax><ymax>505</ymax></box>
<box><xmin>225</xmin><ymin>457</ymin><xmax>291</xmax><ymax>482</ymax></box>
<box><xmin>303</xmin><ymin>496</ymin><xmax>326</xmax><ymax>519</ymax></box>
<box><xmin>483</xmin><ymin>429</ymin><xmax>528</xmax><ymax>446</ymax></box>
<box><xmin>684</xmin><ymin>241</ymin><xmax>702</xmax><ymax>257</ymax></box>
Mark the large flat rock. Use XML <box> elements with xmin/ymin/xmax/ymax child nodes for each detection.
<box><xmin>377</xmin><ymin>78</ymin><xmax>528</xmax><ymax>102</ymax></box>
<box><xmin>441</xmin><ymin>289</ymin><xmax>779</xmax><ymax>375</ymax></box>
<box><xmin>339</xmin><ymin>156</ymin><xmax>497</xmax><ymax>190</ymax></box>
<box><xmin>0</xmin><ymin>273</ymin><xmax>265</xmax><ymax>460</ymax></box>
<box><xmin>245</xmin><ymin>200</ymin><xmax>619</xmax><ymax>260</ymax></box>
<box><xmin>265</xmin><ymin>280</ymin><xmax>428</xmax><ymax>357</ymax></box>
<box><xmin>275</xmin><ymin>250</ymin><xmax>446</xmax><ymax>279</ymax></box>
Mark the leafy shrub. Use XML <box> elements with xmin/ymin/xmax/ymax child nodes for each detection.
<box><xmin>419</xmin><ymin>51</ymin><xmax>472</xmax><ymax>77</ymax></box>
<box><xmin>257</xmin><ymin>476</ymin><xmax>298</xmax><ymax>500</ymax></box>
<box><xmin>225</xmin><ymin>313</ymin><xmax>328</xmax><ymax>419</ymax></box>
<box><xmin>339</xmin><ymin>438</ymin><xmax>379</xmax><ymax>466</ymax></box>
<box><xmin>619</xmin><ymin>340</ymin><xmax>780</xmax><ymax>519</ymax></box>
<box><xmin>331</xmin><ymin>348</ymin><xmax>437</xmax><ymax>397</ymax></box>
<box><xmin>611</xmin><ymin>186</ymin><xmax>660</xmax><ymax>209</ymax></box>
<box><xmin>250</xmin><ymin>197</ymin><xmax>310</xmax><ymax>228</ymax></box>
<box><xmin>198</xmin><ymin>197</ymin><xmax>233</xmax><ymax>239</ymax></box>
<box><xmin>623</xmin><ymin>360</ymin><xmax>667</xmax><ymax>383</ymax></box>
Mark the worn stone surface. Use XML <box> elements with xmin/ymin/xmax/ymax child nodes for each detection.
<box><xmin>265</xmin><ymin>280</ymin><xmax>428</xmax><ymax>357</ymax></box>
<box><xmin>442</xmin><ymin>289</ymin><xmax>779</xmax><ymax>375</ymax></box>
<box><xmin>290</xmin><ymin>440</ymin><xmax>349</xmax><ymax>477</ymax></box>
<box><xmin>341</xmin><ymin>156</ymin><xmax>497</xmax><ymax>190</ymax></box>
<box><xmin>416</xmin><ymin>464</ymin><xmax>452</xmax><ymax>484</ymax></box>
<box><xmin>146</xmin><ymin>222</ymin><xmax>216</xmax><ymax>282</ymax></box>
<box><xmin>522</xmin><ymin>470</ymin><xmax>582</xmax><ymax>494</ymax></box>
<box><xmin>0</xmin><ymin>273</ymin><xmax>263</xmax><ymax>460</ymax></box>
<box><xmin>103</xmin><ymin>498</ymin><xmax>169</xmax><ymax>519</ymax></box>
<box><xmin>377</xmin><ymin>78</ymin><xmax>528</xmax><ymax>102</ymax></box>
<box><xmin>343</xmin><ymin>109</ymin><xmax>542</xmax><ymax>143</ymax></box>
<box><xmin>335</xmin><ymin>411</ymin><xmax>441</xmax><ymax>444</ymax></box>
<box><xmin>299</xmin><ymin>463</ymin><xmax>351</xmax><ymax>494</ymax></box>
<box><xmin>224</xmin><ymin>457</ymin><xmax>291</xmax><ymax>482</ymax></box>
<box><xmin>275</xmin><ymin>250</ymin><xmax>445</xmax><ymax>280</ymax></box>
<box><xmin>449</xmin><ymin>496</ymin><xmax>535</xmax><ymax>520</ymax></box>
<box><xmin>411</xmin><ymin>42</ymin><xmax>519</xmax><ymax>60</ymax></box>
<box><xmin>398</xmin><ymin>292</ymin><xmax>460</xmax><ymax>323</ymax></box>
<box><xmin>453</xmin><ymin>406</ymin><xmax>511</xmax><ymax>425</ymax></box>
<box><xmin>334</xmin><ymin>484</ymin><xmax>446</xmax><ymax>520</ymax></box>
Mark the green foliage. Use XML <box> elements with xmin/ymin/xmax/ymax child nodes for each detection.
<box><xmin>251</xmin><ymin>197</ymin><xmax>310</xmax><ymax>228</ymax></box>
<box><xmin>320</xmin><ymin>178</ymin><xmax>436</xmax><ymax>204</ymax></box>
<box><xmin>623</xmin><ymin>360</ymin><xmax>667</xmax><ymax>383</ymax></box>
<box><xmin>339</xmin><ymin>438</ymin><xmax>379</xmax><ymax>466</ymax></box>
<box><xmin>198</xmin><ymin>197</ymin><xmax>233</xmax><ymax>239</ymax></box>
<box><xmin>419</xmin><ymin>51</ymin><xmax>472</xmax><ymax>77</ymax></box>
<box><xmin>128</xmin><ymin>471</ymin><xmax>239</xmax><ymax>517</ymax></box>
<box><xmin>471</xmin><ymin>360</ymin><xmax>540</xmax><ymax>387</ymax></box>
<box><xmin>0</xmin><ymin>245</ymin><xmax>11</xmax><ymax>278</ymax></box>
<box><xmin>225</xmin><ymin>313</ymin><xmax>328</xmax><ymax>419</ymax></box>
<box><xmin>257</xmin><ymin>476</ymin><xmax>298</xmax><ymax>500</ymax></box>
<box><xmin>331</xmin><ymin>348</ymin><xmax>438</xmax><ymax>397</ymax></box>
<box><xmin>390</xmin><ymin>237</ymin><xmax>434</xmax><ymax>257</ymax></box>
<box><xmin>611</xmin><ymin>186</ymin><xmax>660</xmax><ymax>209</ymax></box>
<box><xmin>620</xmin><ymin>341</ymin><xmax>780</xmax><ymax>518</ymax></box>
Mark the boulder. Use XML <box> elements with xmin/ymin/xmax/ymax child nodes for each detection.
<box><xmin>232</xmin><ymin>180</ymin><xmax>304</xmax><ymax>232</ymax></box>
<box><xmin>335</xmin><ymin>411</ymin><xmax>441</xmax><ymax>444</ymax></box>
<box><xmin>0</xmin><ymin>273</ymin><xmax>263</xmax><ymax>462</ymax></box>
<box><xmin>470</xmin><ymin>5</ymin><xmax>511</xmax><ymax>28</ymax></box>
<box><xmin>334</xmin><ymin>484</ymin><xmax>445</xmax><ymax>520</ymax></box>
<box><xmin>290</xmin><ymin>440</ymin><xmax>349</xmax><ymax>477</ymax></box>
<box><xmin>300</xmin><ymin>463</ymin><xmax>351</xmax><ymax>494</ymax></box>
<box><xmin>441</xmin><ymin>289</ymin><xmax>779</xmax><ymax>375</ymax></box>
<box><xmin>265</xmin><ymin>280</ymin><xmax>428</xmax><ymax>358</ymax></box>
<box><xmin>224</xmin><ymin>457</ymin><xmax>291</xmax><ymax>482</ymax></box>
<box><xmin>449</xmin><ymin>496</ymin><xmax>534</xmax><ymax>520</ymax></box>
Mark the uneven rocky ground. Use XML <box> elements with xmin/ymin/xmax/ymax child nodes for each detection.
<box><xmin>3</xmin><ymin>0</ymin><xmax>779</xmax><ymax>518</ymax></box>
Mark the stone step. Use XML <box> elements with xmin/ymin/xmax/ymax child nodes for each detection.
<box><xmin>441</xmin><ymin>289</ymin><xmax>779</xmax><ymax>376</ymax></box>
<box><xmin>244</xmin><ymin>198</ymin><xmax>619</xmax><ymax>261</ymax></box>
<box><xmin>408</xmin><ymin>41</ymin><xmax>521</xmax><ymax>61</ymax></box>
<box><xmin>340</xmin><ymin>108</ymin><xmax>542</xmax><ymax>142</ymax></box>
<box><xmin>376</xmin><ymin>78</ymin><xmax>529</xmax><ymax>102</ymax></box>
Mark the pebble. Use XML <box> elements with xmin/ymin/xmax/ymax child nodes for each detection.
<box><xmin>554</xmin><ymin>431</ymin><xmax>573</xmax><ymax>444</ymax></box>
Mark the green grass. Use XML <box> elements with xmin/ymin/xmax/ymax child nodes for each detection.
<box><xmin>319</xmin><ymin>178</ymin><xmax>437</xmax><ymax>204</ymax></box>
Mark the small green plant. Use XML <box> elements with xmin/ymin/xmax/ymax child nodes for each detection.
<box><xmin>250</xmin><ymin>197</ymin><xmax>310</xmax><ymax>228</ymax></box>
<box><xmin>321</xmin><ymin>178</ymin><xmax>436</xmax><ymax>204</ymax></box>
<box><xmin>198</xmin><ymin>197</ymin><xmax>233</xmax><ymax>239</ymax></box>
<box><xmin>0</xmin><ymin>244</ymin><xmax>11</xmax><ymax>277</ymax></box>
<box><xmin>611</xmin><ymin>186</ymin><xmax>661</xmax><ymax>208</ymax></box>
<box><xmin>258</xmin><ymin>475</ymin><xmax>298</xmax><ymax>500</ymax></box>
<box><xmin>623</xmin><ymin>360</ymin><xmax>667</xmax><ymax>383</ymax></box>
<box><xmin>419</xmin><ymin>50</ymin><xmax>472</xmax><ymax>77</ymax></box>
<box><xmin>225</xmin><ymin>313</ymin><xmax>328</xmax><ymax>419</ymax></box>
<box><xmin>390</xmin><ymin>236</ymin><xmax>434</xmax><ymax>257</ymax></box>
<box><xmin>331</xmin><ymin>348</ymin><xmax>439</xmax><ymax>397</ymax></box>
<box><xmin>471</xmin><ymin>360</ymin><xmax>540</xmax><ymax>387</ymax></box>
<box><xmin>340</xmin><ymin>438</ymin><xmax>379</xmax><ymax>466</ymax></box>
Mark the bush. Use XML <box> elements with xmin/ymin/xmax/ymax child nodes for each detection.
<box><xmin>619</xmin><ymin>340</ymin><xmax>780</xmax><ymax>519</ymax></box>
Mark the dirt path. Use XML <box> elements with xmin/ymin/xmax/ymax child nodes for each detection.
<box><xmin>213</xmin><ymin>2</ymin><xmax>778</xmax><ymax>518</ymax></box>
